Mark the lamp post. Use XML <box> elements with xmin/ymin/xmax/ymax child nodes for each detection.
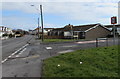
<box><xmin>31</xmin><ymin>5</ymin><xmax>40</xmax><ymax>38</ymax></box>
<box><xmin>31</xmin><ymin>5</ymin><xmax>44</xmax><ymax>41</ymax></box>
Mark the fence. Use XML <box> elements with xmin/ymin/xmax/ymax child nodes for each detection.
<box><xmin>96</xmin><ymin>38</ymin><xmax>108</xmax><ymax>47</ymax></box>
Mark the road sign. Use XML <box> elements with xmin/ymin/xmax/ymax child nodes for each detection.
<box><xmin>111</xmin><ymin>16</ymin><xmax>117</xmax><ymax>24</ymax></box>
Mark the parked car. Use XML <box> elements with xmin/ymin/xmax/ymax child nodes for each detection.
<box><xmin>15</xmin><ymin>31</ymin><xmax>23</xmax><ymax>37</ymax></box>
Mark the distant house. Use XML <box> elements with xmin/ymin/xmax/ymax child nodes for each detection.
<box><xmin>105</xmin><ymin>24</ymin><xmax>120</xmax><ymax>36</ymax></box>
<box><xmin>6</xmin><ymin>28</ymin><xmax>14</xmax><ymax>35</ymax></box>
<box><xmin>0</xmin><ymin>26</ymin><xmax>14</xmax><ymax>38</ymax></box>
<box><xmin>29</xmin><ymin>30</ymin><xmax>36</xmax><ymax>35</ymax></box>
<box><xmin>33</xmin><ymin>27</ymin><xmax>54</xmax><ymax>35</ymax></box>
<box><xmin>0</xmin><ymin>26</ymin><xmax>4</xmax><ymax>37</ymax></box>
<box><xmin>48</xmin><ymin>23</ymin><xmax>111</xmax><ymax>39</ymax></box>
<box><xmin>44</xmin><ymin>28</ymin><xmax>54</xmax><ymax>32</ymax></box>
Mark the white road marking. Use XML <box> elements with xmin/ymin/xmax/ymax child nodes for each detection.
<box><xmin>76</xmin><ymin>40</ymin><xmax>106</xmax><ymax>44</ymax></box>
<box><xmin>8</xmin><ymin>56</ymin><xmax>11</xmax><ymax>58</ymax></box>
<box><xmin>15</xmin><ymin>55</ymin><xmax>19</xmax><ymax>57</ymax></box>
<box><xmin>11</xmin><ymin>53</ymin><xmax>15</xmax><ymax>56</ymax></box>
<box><xmin>58</xmin><ymin>50</ymin><xmax>74</xmax><ymax>54</ymax></box>
<box><xmin>1</xmin><ymin>44</ymin><xmax>28</xmax><ymax>64</ymax></box>
<box><xmin>46</xmin><ymin>47</ymin><xmax>52</xmax><ymax>50</ymax></box>
<box><xmin>11</xmin><ymin>44</ymin><xmax>28</xmax><ymax>56</ymax></box>
<box><xmin>1</xmin><ymin>58</ymin><xmax>8</xmax><ymax>63</ymax></box>
<box><xmin>62</xmin><ymin>45</ymin><xmax>77</xmax><ymax>47</ymax></box>
<box><xmin>19</xmin><ymin>48</ymin><xmax>27</xmax><ymax>55</ymax></box>
<box><xmin>15</xmin><ymin>48</ymin><xmax>27</xmax><ymax>57</ymax></box>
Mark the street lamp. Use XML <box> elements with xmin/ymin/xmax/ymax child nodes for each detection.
<box><xmin>31</xmin><ymin>5</ymin><xmax>44</xmax><ymax>41</ymax></box>
<box><xmin>30</xmin><ymin>5</ymin><xmax>40</xmax><ymax>39</ymax></box>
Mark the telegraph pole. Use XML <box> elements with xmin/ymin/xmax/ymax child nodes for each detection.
<box><xmin>40</xmin><ymin>5</ymin><xmax>44</xmax><ymax>42</ymax></box>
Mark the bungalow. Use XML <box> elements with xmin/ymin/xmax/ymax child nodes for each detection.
<box><xmin>48</xmin><ymin>23</ymin><xmax>111</xmax><ymax>39</ymax></box>
<box><xmin>29</xmin><ymin>29</ymin><xmax>37</xmax><ymax>35</ymax></box>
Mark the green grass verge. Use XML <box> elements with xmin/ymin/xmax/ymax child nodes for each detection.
<box><xmin>43</xmin><ymin>39</ymin><xmax>88</xmax><ymax>43</ymax></box>
<box><xmin>43</xmin><ymin>45</ymin><xmax>119</xmax><ymax>77</ymax></box>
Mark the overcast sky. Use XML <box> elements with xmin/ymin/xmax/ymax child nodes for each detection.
<box><xmin>0</xmin><ymin>0</ymin><xmax>119</xmax><ymax>30</ymax></box>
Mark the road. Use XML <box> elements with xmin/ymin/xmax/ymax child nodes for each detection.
<box><xmin>1</xmin><ymin>36</ymin><xmax>119</xmax><ymax>78</ymax></box>
<box><xmin>2</xmin><ymin>35</ymin><xmax>42</xmax><ymax>78</ymax></box>
<box><xmin>1</xmin><ymin>35</ymin><xmax>33</xmax><ymax>60</ymax></box>
<box><xmin>41</xmin><ymin>37</ymin><xmax>119</xmax><ymax>57</ymax></box>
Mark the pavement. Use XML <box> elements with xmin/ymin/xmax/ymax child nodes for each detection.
<box><xmin>0</xmin><ymin>37</ymin><xmax>9</xmax><ymax>40</ymax></box>
<box><xmin>1</xmin><ymin>36</ymin><xmax>119</xmax><ymax>78</ymax></box>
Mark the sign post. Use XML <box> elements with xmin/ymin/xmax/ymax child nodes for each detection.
<box><xmin>111</xmin><ymin>16</ymin><xmax>117</xmax><ymax>45</ymax></box>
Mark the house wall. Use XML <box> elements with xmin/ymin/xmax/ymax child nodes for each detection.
<box><xmin>78</xmin><ymin>32</ymin><xmax>85</xmax><ymax>39</ymax></box>
<box><xmin>64</xmin><ymin>31</ymin><xmax>72</xmax><ymax>37</ymax></box>
<box><xmin>85</xmin><ymin>26</ymin><xmax>111</xmax><ymax>39</ymax></box>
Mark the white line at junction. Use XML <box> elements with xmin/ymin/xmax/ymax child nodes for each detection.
<box><xmin>76</xmin><ymin>40</ymin><xmax>106</xmax><ymax>44</ymax></box>
<box><xmin>15</xmin><ymin>48</ymin><xmax>27</xmax><ymax>57</ymax></box>
<box><xmin>46</xmin><ymin>47</ymin><xmax>52</xmax><ymax>50</ymax></box>
<box><xmin>1</xmin><ymin>44</ymin><xmax>28</xmax><ymax>64</ymax></box>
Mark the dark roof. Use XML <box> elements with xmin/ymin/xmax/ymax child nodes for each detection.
<box><xmin>51</xmin><ymin>24</ymin><xmax>98</xmax><ymax>31</ymax></box>
<box><xmin>50</xmin><ymin>23</ymin><xmax>112</xmax><ymax>32</ymax></box>
<box><xmin>105</xmin><ymin>24</ymin><xmax>120</xmax><ymax>28</ymax></box>
<box><xmin>44</xmin><ymin>28</ymin><xmax>54</xmax><ymax>30</ymax></box>
<box><xmin>34</xmin><ymin>28</ymin><xmax>54</xmax><ymax>31</ymax></box>
<box><xmin>44</xmin><ymin>28</ymin><xmax>54</xmax><ymax>31</ymax></box>
<box><xmin>52</xmin><ymin>28</ymin><xmax>64</xmax><ymax>31</ymax></box>
<box><xmin>73</xmin><ymin>24</ymin><xmax>98</xmax><ymax>31</ymax></box>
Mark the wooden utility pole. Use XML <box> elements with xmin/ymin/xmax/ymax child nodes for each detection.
<box><xmin>40</xmin><ymin>5</ymin><xmax>44</xmax><ymax>42</ymax></box>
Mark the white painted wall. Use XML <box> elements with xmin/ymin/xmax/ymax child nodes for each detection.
<box><xmin>64</xmin><ymin>31</ymin><xmax>72</xmax><ymax>36</ymax></box>
<box><xmin>0</xmin><ymin>32</ymin><xmax>3</xmax><ymax>37</ymax></box>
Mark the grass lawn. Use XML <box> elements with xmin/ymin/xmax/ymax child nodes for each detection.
<box><xmin>43</xmin><ymin>45</ymin><xmax>119</xmax><ymax>77</ymax></box>
<box><xmin>43</xmin><ymin>39</ymin><xmax>88</xmax><ymax>43</ymax></box>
